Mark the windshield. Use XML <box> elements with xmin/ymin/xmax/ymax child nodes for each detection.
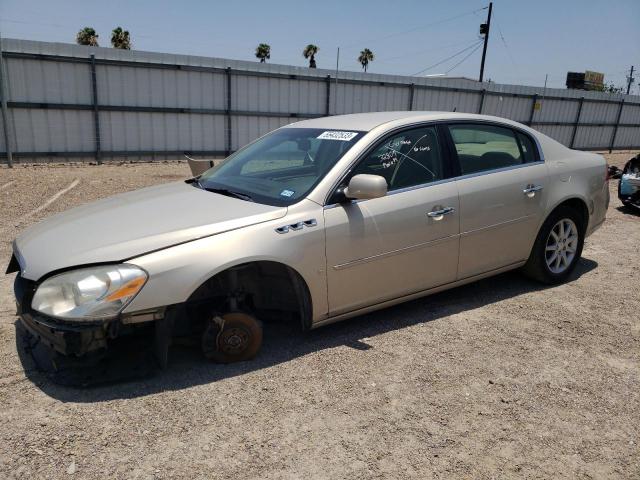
<box><xmin>197</xmin><ymin>128</ymin><xmax>365</xmax><ymax>206</ymax></box>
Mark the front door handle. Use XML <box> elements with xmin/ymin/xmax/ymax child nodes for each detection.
<box><xmin>427</xmin><ymin>206</ymin><xmax>455</xmax><ymax>220</ymax></box>
<box><xmin>523</xmin><ymin>184</ymin><xmax>543</xmax><ymax>198</ymax></box>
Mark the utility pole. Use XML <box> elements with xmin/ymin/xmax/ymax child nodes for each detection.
<box><xmin>626</xmin><ymin>65</ymin><xmax>635</xmax><ymax>95</ymax></box>
<box><xmin>479</xmin><ymin>2</ymin><xmax>493</xmax><ymax>83</ymax></box>
<box><xmin>334</xmin><ymin>47</ymin><xmax>340</xmax><ymax>114</ymax></box>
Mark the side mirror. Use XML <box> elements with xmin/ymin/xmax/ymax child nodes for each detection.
<box><xmin>344</xmin><ymin>174</ymin><xmax>388</xmax><ymax>200</ymax></box>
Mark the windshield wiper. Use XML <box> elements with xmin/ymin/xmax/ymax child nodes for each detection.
<box><xmin>203</xmin><ymin>187</ymin><xmax>254</xmax><ymax>202</ymax></box>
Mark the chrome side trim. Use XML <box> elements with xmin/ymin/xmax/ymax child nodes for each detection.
<box><xmin>275</xmin><ymin>218</ymin><xmax>317</xmax><ymax>234</ymax></box>
<box><xmin>460</xmin><ymin>213</ymin><xmax>536</xmax><ymax>236</ymax></box>
<box><xmin>333</xmin><ymin>234</ymin><xmax>458</xmax><ymax>270</ymax></box>
<box><xmin>454</xmin><ymin>160</ymin><xmax>544</xmax><ymax>182</ymax></box>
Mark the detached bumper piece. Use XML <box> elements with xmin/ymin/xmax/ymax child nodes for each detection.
<box><xmin>619</xmin><ymin>155</ymin><xmax>640</xmax><ymax>210</ymax></box>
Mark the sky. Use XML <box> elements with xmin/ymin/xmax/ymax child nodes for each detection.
<box><xmin>1</xmin><ymin>0</ymin><xmax>639</xmax><ymax>92</ymax></box>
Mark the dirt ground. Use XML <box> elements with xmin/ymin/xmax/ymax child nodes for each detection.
<box><xmin>0</xmin><ymin>153</ymin><xmax>638</xmax><ymax>479</ymax></box>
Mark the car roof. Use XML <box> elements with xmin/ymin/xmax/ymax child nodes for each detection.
<box><xmin>288</xmin><ymin>111</ymin><xmax>527</xmax><ymax>132</ymax></box>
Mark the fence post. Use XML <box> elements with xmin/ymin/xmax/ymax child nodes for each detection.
<box><xmin>477</xmin><ymin>89</ymin><xmax>486</xmax><ymax>114</ymax></box>
<box><xmin>0</xmin><ymin>35</ymin><xmax>13</xmax><ymax>167</ymax></box>
<box><xmin>408</xmin><ymin>83</ymin><xmax>415</xmax><ymax>111</ymax></box>
<box><xmin>527</xmin><ymin>94</ymin><xmax>538</xmax><ymax>126</ymax></box>
<box><xmin>225</xmin><ymin>67</ymin><xmax>232</xmax><ymax>156</ymax></box>
<box><xmin>569</xmin><ymin>97</ymin><xmax>584</xmax><ymax>149</ymax></box>
<box><xmin>325</xmin><ymin>75</ymin><xmax>331</xmax><ymax>116</ymax></box>
<box><xmin>89</xmin><ymin>54</ymin><xmax>102</xmax><ymax>164</ymax></box>
<box><xmin>609</xmin><ymin>98</ymin><xmax>625</xmax><ymax>153</ymax></box>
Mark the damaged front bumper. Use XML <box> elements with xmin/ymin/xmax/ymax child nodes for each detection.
<box><xmin>14</xmin><ymin>273</ymin><xmax>111</xmax><ymax>356</ymax></box>
<box><xmin>13</xmin><ymin>271</ymin><xmax>165</xmax><ymax>357</ymax></box>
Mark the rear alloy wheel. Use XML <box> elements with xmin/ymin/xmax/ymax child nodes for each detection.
<box><xmin>522</xmin><ymin>205</ymin><xmax>584</xmax><ymax>284</ymax></box>
<box><xmin>202</xmin><ymin>312</ymin><xmax>263</xmax><ymax>363</ymax></box>
<box><xmin>545</xmin><ymin>218</ymin><xmax>579</xmax><ymax>274</ymax></box>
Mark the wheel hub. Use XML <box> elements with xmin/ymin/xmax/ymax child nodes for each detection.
<box><xmin>545</xmin><ymin>218</ymin><xmax>578</xmax><ymax>274</ymax></box>
<box><xmin>218</xmin><ymin>327</ymin><xmax>251</xmax><ymax>354</ymax></box>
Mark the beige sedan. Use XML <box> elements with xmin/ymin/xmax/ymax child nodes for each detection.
<box><xmin>9</xmin><ymin>112</ymin><xmax>609</xmax><ymax>367</ymax></box>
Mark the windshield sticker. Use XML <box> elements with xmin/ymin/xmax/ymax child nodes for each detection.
<box><xmin>280</xmin><ymin>189</ymin><xmax>295</xmax><ymax>197</ymax></box>
<box><xmin>317</xmin><ymin>131</ymin><xmax>358</xmax><ymax>141</ymax></box>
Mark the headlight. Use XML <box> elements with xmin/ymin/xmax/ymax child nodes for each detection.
<box><xmin>31</xmin><ymin>265</ymin><xmax>147</xmax><ymax>321</ymax></box>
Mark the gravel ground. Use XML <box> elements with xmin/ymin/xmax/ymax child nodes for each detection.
<box><xmin>0</xmin><ymin>153</ymin><xmax>638</xmax><ymax>479</ymax></box>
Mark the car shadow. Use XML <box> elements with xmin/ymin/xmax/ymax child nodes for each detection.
<box><xmin>17</xmin><ymin>258</ymin><xmax>598</xmax><ymax>402</ymax></box>
<box><xmin>616</xmin><ymin>205</ymin><xmax>640</xmax><ymax>216</ymax></box>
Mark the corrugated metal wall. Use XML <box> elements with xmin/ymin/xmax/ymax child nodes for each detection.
<box><xmin>1</xmin><ymin>38</ymin><xmax>638</xmax><ymax>164</ymax></box>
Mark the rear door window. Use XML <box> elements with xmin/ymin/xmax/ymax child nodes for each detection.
<box><xmin>448</xmin><ymin>123</ymin><xmax>525</xmax><ymax>175</ymax></box>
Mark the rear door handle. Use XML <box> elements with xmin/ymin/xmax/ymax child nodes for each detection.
<box><xmin>523</xmin><ymin>184</ymin><xmax>543</xmax><ymax>197</ymax></box>
<box><xmin>427</xmin><ymin>206</ymin><xmax>455</xmax><ymax>220</ymax></box>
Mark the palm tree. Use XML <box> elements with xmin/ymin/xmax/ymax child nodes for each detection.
<box><xmin>255</xmin><ymin>43</ymin><xmax>271</xmax><ymax>63</ymax></box>
<box><xmin>358</xmin><ymin>48</ymin><xmax>374</xmax><ymax>72</ymax></box>
<box><xmin>303</xmin><ymin>44</ymin><xmax>319</xmax><ymax>68</ymax></box>
<box><xmin>111</xmin><ymin>27</ymin><xmax>132</xmax><ymax>50</ymax></box>
<box><xmin>76</xmin><ymin>27</ymin><xmax>99</xmax><ymax>47</ymax></box>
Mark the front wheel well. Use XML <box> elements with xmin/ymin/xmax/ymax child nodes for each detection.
<box><xmin>185</xmin><ymin>261</ymin><xmax>313</xmax><ymax>332</ymax></box>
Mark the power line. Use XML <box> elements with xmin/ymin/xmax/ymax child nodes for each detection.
<box><xmin>412</xmin><ymin>40</ymin><xmax>483</xmax><ymax>76</ymax></box>
<box><xmin>374</xmin><ymin>38</ymin><xmax>481</xmax><ymax>64</ymax></box>
<box><xmin>341</xmin><ymin>6</ymin><xmax>488</xmax><ymax>49</ymax></box>
<box><xmin>446</xmin><ymin>43</ymin><xmax>483</xmax><ymax>74</ymax></box>
<box><xmin>494</xmin><ymin>19</ymin><xmax>517</xmax><ymax>69</ymax></box>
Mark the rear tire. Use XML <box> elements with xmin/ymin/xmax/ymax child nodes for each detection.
<box><xmin>522</xmin><ymin>206</ymin><xmax>585</xmax><ymax>284</ymax></box>
<box><xmin>202</xmin><ymin>312</ymin><xmax>263</xmax><ymax>363</ymax></box>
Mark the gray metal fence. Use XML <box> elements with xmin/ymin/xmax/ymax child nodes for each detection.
<box><xmin>1</xmin><ymin>38</ymin><xmax>639</xmax><ymax>165</ymax></box>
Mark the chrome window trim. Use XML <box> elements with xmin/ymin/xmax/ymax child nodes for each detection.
<box><xmin>323</xmin><ymin>160</ymin><xmax>545</xmax><ymax>210</ymax></box>
<box><xmin>321</xmin><ymin>118</ymin><xmax>545</xmax><ymax>207</ymax></box>
<box><xmin>454</xmin><ymin>160</ymin><xmax>545</xmax><ymax>182</ymax></box>
<box><xmin>323</xmin><ymin>176</ymin><xmax>456</xmax><ymax>210</ymax></box>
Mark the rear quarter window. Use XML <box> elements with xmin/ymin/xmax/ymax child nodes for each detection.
<box><xmin>516</xmin><ymin>131</ymin><xmax>540</xmax><ymax>163</ymax></box>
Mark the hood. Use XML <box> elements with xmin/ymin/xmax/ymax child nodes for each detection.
<box><xmin>15</xmin><ymin>182</ymin><xmax>287</xmax><ymax>280</ymax></box>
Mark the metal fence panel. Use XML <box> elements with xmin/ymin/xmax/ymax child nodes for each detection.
<box><xmin>100</xmin><ymin>111</ymin><xmax>226</xmax><ymax>151</ymax></box>
<box><xmin>231</xmin><ymin>115</ymin><xmax>291</xmax><ymax>151</ymax></box>
<box><xmin>98</xmin><ymin>65</ymin><xmax>227</xmax><ymax>110</ymax></box>
<box><xmin>620</xmin><ymin>103</ymin><xmax>640</xmax><ymax>124</ymax></box>
<box><xmin>335</xmin><ymin>83</ymin><xmax>410</xmax><ymax>114</ymax></box>
<box><xmin>413</xmin><ymin>89</ymin><xmax>479</xmax><ymax>113</ymax></box>
<box><xmin>0</xmin><ymin>38</ymin><xmax>638</xmax><ymax>164</ymax></box>
<box><xmin>5</xmin><ymin>57</ymin><xmax>92</xmax><ymax>104</ymax></box>
<box><xmin>580</xmin><ymin>101</ymin><xmax>621</xmax><ymax>124</ymax></box>
<box><xmin>10</xmin><ymin>107</ymin><xmax>94</xmax><ymax>152</ymax></box>
<box><xmin>535</xmin><ymin>125</ymin><xmax>574</xmax><ymax>146</ymax></box>
<box><xmin>535</xmin><ymin>98</ymin><xmax>579</xmax><ymax>123</ymax></box>
<box><xmin>574</xmin><ymin>125</ymin><xmax>615</xmax><ymax>149</ymax></box>
<box><xmin>482</xmin><ymin>94</ymin><xmax>532</xmax><ymax>123</ymax></box>
<box><xmin>614</xmin><ymin>127</ymin><xmax>639</xmax><ymax>148</ymax></box>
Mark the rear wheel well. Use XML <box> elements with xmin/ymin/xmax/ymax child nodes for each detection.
<box><xmin>552</xmin><ymin>198</ymin><xmax>589</xmax><ymax>233</ymax></box>
<box><xmin>184</xmin><ymin>261</ymin><xmax>313</xmax><ymax>333</ymax></box>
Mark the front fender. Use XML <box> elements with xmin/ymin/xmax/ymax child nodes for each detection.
<box><xmin>123</xmin><ymin>200</ymin><xmax>328</xmax><ymax>322</ymax></box>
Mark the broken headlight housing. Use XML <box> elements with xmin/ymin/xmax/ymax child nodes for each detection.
<box><xmin>31</xmin><ymin>265</ymin><xmax>147</xmax><ymax>321</ymax></box>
